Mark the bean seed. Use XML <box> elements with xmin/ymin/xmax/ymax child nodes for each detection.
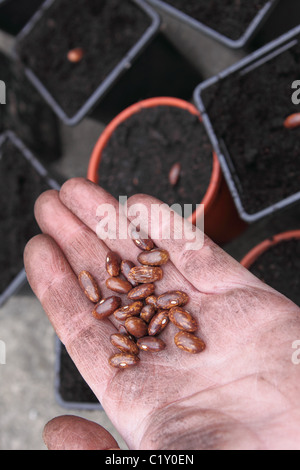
<box><xmin>169</xmin><ymin>162</ymin><xmax>181</xmax><ymax>186</ymax></box>
<box><xmin>106</xmin><ymin>277</ymin><xmax>132</xmax><ymax>294</ymax></box>
<box><xmin>109</xmin><ymin>353</ymin><xmax>140</xmax><ymax>369</ymax></box>
<box><xmin>67</xmin><ymin>47</ymin><xmax>84</xmax><ymax>63</ymax></box>
<box><xmin>93</xmin><ymin>296</ymin><xmax>121</xmax><ymax>320</ymax></box>
<box><xmin>169</xmin><ymin>307</ymin><xmax>197</xmax><ymax>332</ymax></box>
<box><xmin>106</xmin><ymin>251</ymin><xmax>121</xmax><ymax>277</ymax></box>
<box><xmin>78</xmin><ymin>271</ymin><xmax>101</xmax><ymax>303</ymax></box>
<box><xmin>174</xmin><ymin>331</ymin><xmax>206</xmax><ymax>354</ymax></box>
<box><xmin>113</xmin><ymin>301</ymin><xmax>144</xmax><ymax>321</ymax></box>
<box><xmin>157</xmin><ymin>291</ymin><xmax>189</xmax><ymax>310</ymax></box>
<box><xmin>284</xmin><ymin>113</ymin><xmax>300</xmax><ymax>129</ymax></box>
<box><xmin>131</xmin><ymin>229</ymin><xmax>154</xmax><ymax>251</ymax></box>
<box><xmin>137</xmin><ymin>336</ymin><xmax>166</xmax><ymax>352</ymax></box>
<box><xmin>125</xmin><ymin>317</ymin><xmax>148</xmax><ymax>338</ymax></box>
<box><xmin>148</xmin><ymin>310</ymin><xmax>169</xmax><ymax>336</ymax></box>
<box><xmin>145</xmin><ymin>295</ymin><xmax>158</xmax><ymax>308</ymax></box>
<box><xmin>128</xmin><ymin>266</ymin><xmax>163</xmax><ymax>284</ymax></box>
<box><xmin>127</xmin><ymin>284</ymin><xmax>155</xmax><ymax>300</ymax></box>
<box><xmin>110</xmin><ymin>333</ymin><xmax>139</xmax><ymax>355</ymax></box>
<box><xmin>137</xmin><ymin>249</ymin><xmax>170</xmax><ymax>266</ymax></box>
<box><xmin>121</xmin><ymin>260</ymin><xmax>139</xmax><ymax>286</ymax></box>
<box><xmin>140</xmin><ymin>304</ymin><xmax>156</xmax><ymax>323</ymax></box>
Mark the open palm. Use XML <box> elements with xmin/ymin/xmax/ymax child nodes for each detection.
<box><xmin>24</xmin><ymin>178</ymin><xmax>300</xmax><ymax>450</ymax></box>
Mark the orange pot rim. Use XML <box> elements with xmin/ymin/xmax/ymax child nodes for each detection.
<box><xmin>241</xmin><ymin>230</ymin><xmax>300</xmax><ymax>269</ymax></box>
<box><xmin>87</xmin><ymin>97</ymin><xmax>222</xmax><ymax>221</ymax></box>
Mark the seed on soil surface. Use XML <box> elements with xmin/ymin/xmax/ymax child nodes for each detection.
<box><xmin>156</xmin><ymin>291</ymin><xmax>189</xmax><ymax>309</ymax></box>
<box><xmin>106</xmin><ymin>277</ymin><xmax>132</xmax><ymax>294</ymax></box>
<box><xmin>169</xmin><ymin>162</ymin><xmax>181</xmax><ymax>186</ymax></box>
<box><xmin>67</xmin><ymin>47</ymin><xmax>84</xmax><ymax>63</ymax></box>
<box><xmin>127</xmin><ymin>283</ymin><xmax>155</xmax><ymax>300</ymax></box>
<box><xmin>93</xmin><ymin>296</ymin><xmax>121</xmax><ymax>320</ymax></box>
<box><xmin>148</xmin><ymin>310</ymin><xmax>169</xmax><ymax>336</ymax></box>
<box><xmin>137</xmin><ymin>249</ymin><xmax>170</xmax><ymax>266</ymax></box>
<box><xmin>140</xmin><ymin>304</ymin><xmax>156</xmax><ymax>323</ymax></box>
<box><xmin>137</xmin><ymin>336</ymin><xmax>166</xmax><ymax>352</ymax></box>
<box><xmin>131</xmin><ymin>229</ymin><xmax>154</xmax><ymax>251</ymax></box>
<box><xmin>174</xmin><ymin>331</ymin><xmax>206</xmax><ymax>354</ymax></box>
<box><xmin>284</xmin><ymin>113</ymin><xmax>300</xmax><ymax>129</ymax></box>
<box><xmin>121</xmin><ymin>260</ymin><xmax>139</xmax><ymax>286</ymax></box>
<box><xmin>109</xmin><ymin>353</ymin><xmax>140</xmax><ymax>369</ymax></box>
<box><xmin>125</xmin><ymin>317</ymin><xmax>148</xmax><ymax>339</ymax></box>
<box><xmin>110</xmin><ymin>333</ymin><xmax>139</xmax><ymax>355</ymax></box>
<box><xmin>78</xmin><ymin>270</ymin><xmax>101</xmax><ymax>303</ymax></box>
<box><xmin>169</xmin><ymin>307</ymin><xmax>198</xmax><ymax>332</ymax></box>
<box><xmin>113</xmin><ymin>301</ymin><xmax>144</xmax><ymax>321</ymax></box>
<box><xmin>128</xmin><ymin>266</ymin><xmax>163</xmax><ymax>284</ymax></box>
<box><xmin>106</xmin><ymin>251</ymin><xmax>121</xmax><ymax>277</ymax></box>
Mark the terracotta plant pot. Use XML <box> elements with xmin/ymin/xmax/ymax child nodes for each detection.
<box><xmin>88</xmin><ymin>97</ymin><xmax>246</xmax><ymax>245</ymax></box>
<box><xmin>241</xmin><ymin>230</ymin><xmax>300</xmax><ymax>306</ymax></box>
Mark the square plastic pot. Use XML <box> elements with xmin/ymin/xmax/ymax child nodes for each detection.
<box><xmin>14</xmin><ymin>0</ymin><xmax>202</xmax><ymax>126</ymax></box>
<box><xmin>145</xmin><ymin>0</ymin><xmax>279</xmax><ymax>50</ymax></box>
<box><xmin>193</xmin><ymin>25</ymin><xmax>300</xmax><ymax>224</ymax></box>
<box><xmin>0</xmin><ymin>0</ymin><xmax>44</xmax><ymax>35</ymax></box>
<box><xmin>0</xmin><ymin>131</ymin><xmax>60</xmax><ymax>308</ymax></box>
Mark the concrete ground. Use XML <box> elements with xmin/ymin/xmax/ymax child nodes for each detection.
<box><xmin>0</xmin><ymin>9</ymin><xmax>299</xmax><ymax>449</ymax></box>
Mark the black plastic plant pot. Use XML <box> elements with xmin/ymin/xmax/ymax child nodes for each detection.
<box><xmin>0</xmin><ymin>131</ymin><xmax>60</xmax><ymax>308</ymax></box>
<box><xmin>55</xmin><ymin>338</ymin><xmax>102</xmax><ymax>411</ymax></box>
<box><xmin>0</xmin><ymin>0</ymin><xmax>44</xmax><ymax>35</ymax></box>
<box><xmin>193</xmin><ymin>25</ymin><xmax>300</xmax><ymax>224</ymax></box>
<box><xmin>14</xmin><ymin>0</ymin><xmax>202</xmax><ymax>126</ymax></box>
<box><xmin>0</xmin><ymin>50</ymin><xmax>61</xmax><ymax>164</ymax></box>
<box><xmin>146</xmin><ymin>0</ymin><xmax>279</xmax><ymax>50</ymax></box>
<box><xmin>251</xmin><ymin>0</ymin><xmax>300</xmax><ymax>50</ymax></box>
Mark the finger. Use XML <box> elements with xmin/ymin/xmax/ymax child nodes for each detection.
<box><xmin>34</xmin><ymin>190</ymin><xmax>128</xmax><ymax>306</ymax></box>
<box><xmin>43</xmin><ymin>415</ymin><xmax>120</xmax><ymax>450</ymax></box>
<box><xmin>58</xmin><ymin>178</ymin><xmax>198</xmax><ymax>297</ymax></box>
<box><xmin>24</xmin><ymin>234</ymin><xmax>118</xmax><ymax>402</ymax></box>
<box><xmin>126</xmin><ymin>193</ymin><xmax>272</xmax><ymax>294</ymax></box>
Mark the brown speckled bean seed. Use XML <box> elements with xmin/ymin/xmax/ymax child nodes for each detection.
<box><xmin>148</xmin><ymin>310</ymin><xmax>169</xmax><ymax>336</ymax></box>
<box><xmin>106</xmin><ymin>251</ymin><xmax>121</xmax><ymax>277</ymax></box>
<box><xmin>174</xmin><ymin>331</ymin><xmax>206</xmax><ymax>354</ymax></box>
<box><xmin>131</xmin><ymin>229</ymin><xmax>154</xmax><ymax>251</ymax></box>
<box><xmin>137</xmin><ymin>249</ymin><xmax>169</xmax><ymax>267</ymax></box>
<box><xmin>137</xmin><ymin>336</ymin><xmax>166</xmax><ymax>352</ymax></box>
<box><xmin>169</xmin><ymin>162</ymin><xmax>181</xmax><ymax>186</ymax></box>
<box><xmin>157</xmin><ymin>291</ymin><xmax>189</xmax><ymax>310</ymax></box>
<box><xmin>128</xmin><ymin>266</ymin><xmax>163</xmax><ymax>284</ymax></box>
<box><xmin>284</xmin><ymin>113</ymin><xmax>300</xmax><ymax>129</ymax></box>
<box><xmin>109</xmin><ymin>353</ymin><xmax>140</xmax><ymax>369</ymax></box>
<box><xmin>145</xmin><ymin>295</ymin><xmax>158</xmax><ymax>308</ymax></box>
<box><xmin>110</xmin><ymin>333</ymin><xmax>139</xmax><ymax>355</ymax></box>
<box><xmin>121</xmin><ymin>260</ymin><xmax>139</xmax><ymax>286</ymax></box>
<box><xmin>125</xmin><ymin>317</ymin><xmax>148</xmax><ymax>338</ymax></box>
<box><xmin>67</xmin><ymin>47</ymin><xmax>84</xmax><ymax>63</ymax></box>
<box><xmin>78</xmin><ymin>271</ymin><xmax>101</xmax><ymax>303</ymax></box>
<box><xmin>140</xmin><ymin>304</ymin><xmax>156</xmax><ymax>323</ymax></box>
<box><xmin>106</xmin><ymin>277</ymin><xmax>132</xmax><ymax>294</ymax></box>
<box><xmin>113</xmin><ymin>301</ymin><xmax>144</xmax><ymax>321</ymax></box>
<box><xmin>127</xmin><ymin>284</ymin><xmax>155</xmax><ymax>300</ymax></box>
<box><xmin>169</xmin><ymin>307</ymin><xmax>197</xmax><ymax>332</ymax></box>
<box><xmin>93</xmin><ymin>296</ymin><xmax>121</xmax><ymax>320</ymax></box>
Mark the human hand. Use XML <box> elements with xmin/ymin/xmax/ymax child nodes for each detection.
<box><xmin>24</xmin><ymin>178</ymin><xmax>300</xmax><ymax>450</ymax></box>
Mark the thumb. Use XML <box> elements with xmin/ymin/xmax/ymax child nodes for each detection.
<box><xmin>43</xmin><ymin>415</ymin><xmax>121</xmax><ymax>450</ymax></box>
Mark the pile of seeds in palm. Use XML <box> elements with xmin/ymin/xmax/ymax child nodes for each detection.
<box><xmin>78</xmin><ymin>232</ymin><xmax>206</xmax><ymax>369</ymax></box>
